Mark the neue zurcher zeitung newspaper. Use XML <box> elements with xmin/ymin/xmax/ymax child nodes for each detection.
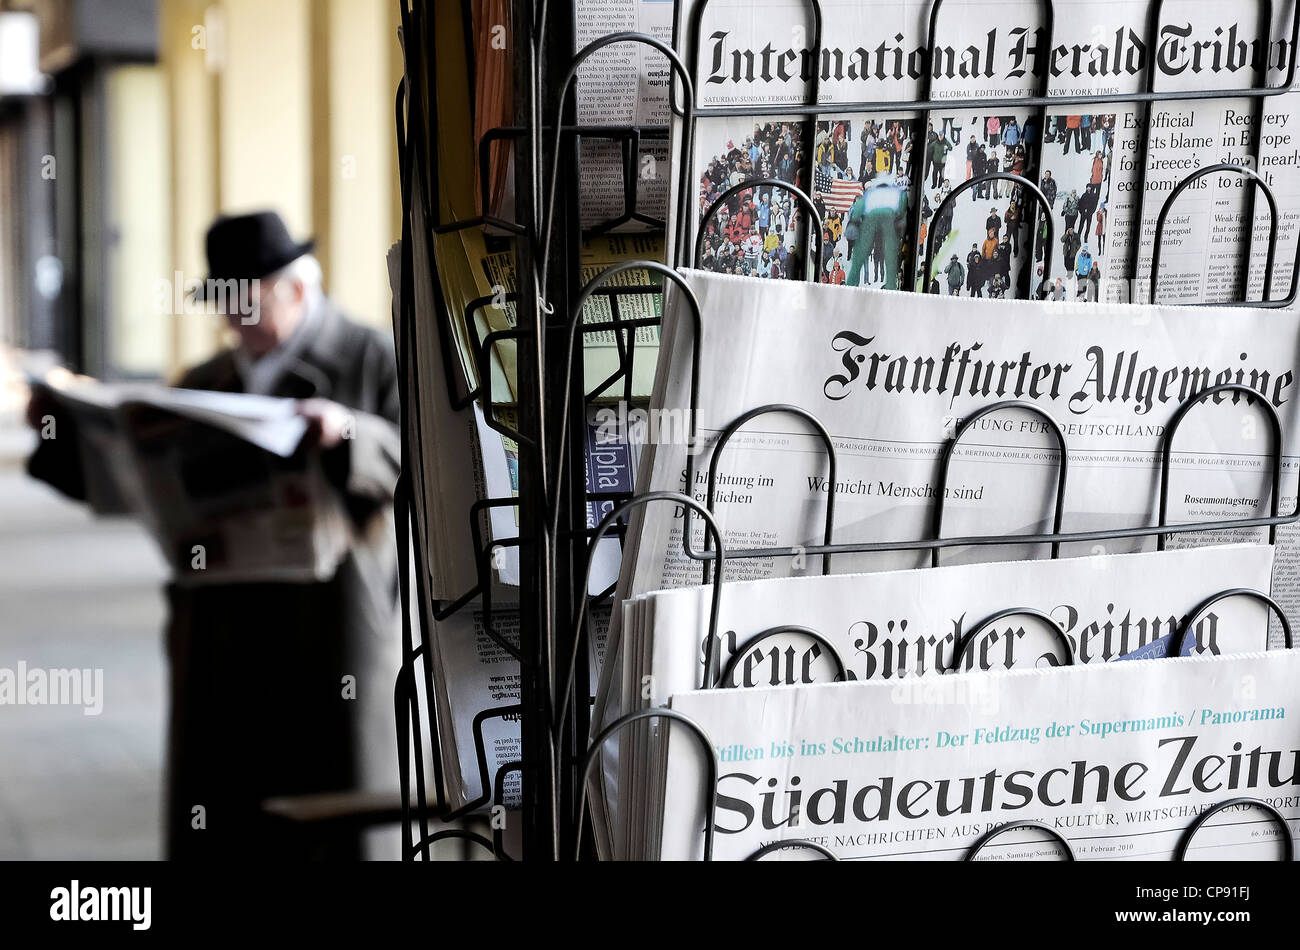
<box><xmin>595</xmin><ymin>544</ymin><xmax>1276</xmax><ymax>858</ymax></box>
<box><xmin>617</xmin><ymin>544</ymin><xmax>1275</xmax><ymax>715</ymax></box>
<box><xmin>617</xmin><ymin>269</ymin><xmax>1300</xmax><ymax>605</ymax></box>
<box><xmin>655</xmin><ymin>649</ymin><xmax>1300</xmax><ymax>860</ymax></box>
<box><xmin>673</xmin><ymin>0</ymin><xmax>1300</xmax><ymax>303</ymax></box>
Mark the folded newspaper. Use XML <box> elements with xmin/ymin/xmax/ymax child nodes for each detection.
<box><xmin>30</xmin><ymin>374</ymin><xmax>350</xmax><ymax>585</ymax></box>
<box><xmin>671</xmin><ymin>0</ymin><xmax>1300</xmax><ymax>304</ymax></box>
<box><xmin>390</xmin><ymin>222</ymin><xmax>642</xmax><ymax>602</ymax></box>
<box><xmin>617</xmin><ymin>269</ymin><xmax>1300</xmax><ymax>606</ymax></box>
<box><xmin>429</xmin><ymin>226</ymin><xmax>666</xmax><ymax>405</ymax></box>
<box><xmin>419</xmin><ymin>0</ymin><xmax>668</xmax><ymax>406</ymax></box>
<box><xmin>430</xmin><ymin>602</ymin><xmax>611</xmax><ymax>813</ymax></box>
<box><xmin>594</xmin><ymin>543</ymin><xmax>1278</xmax><ymax>858</ymax></box>
<box><xmin>435</xmin><ymin>0</ymin><xmax>674</xmax><ymax>233</ymax></box>
<box><xmin>650</xmin><ymin>649</ymin><xmax>1300</xmax><ymax>860</ymax></box>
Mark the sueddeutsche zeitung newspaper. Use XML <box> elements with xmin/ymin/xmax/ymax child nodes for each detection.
<box><xmin>657</xmin><ymin>649</ymin><xmax>1300</xmax><ymax>860</ymax></box>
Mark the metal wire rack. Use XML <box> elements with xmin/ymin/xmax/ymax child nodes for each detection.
<box><xmin>392</xmin><ymin>0</ymin><xmax>1300</xmax><ymax>861</ymax></box>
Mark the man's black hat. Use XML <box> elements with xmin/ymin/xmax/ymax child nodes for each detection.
<box><xmin>193</xmin><ymin>211</ymin><xmax>314</xmax><ymax>299</ymax></box>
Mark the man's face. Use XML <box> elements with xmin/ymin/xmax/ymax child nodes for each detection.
<box><xmin>222</xmin><ymin>275</ymin><xmax>306</xmax><ymax>358</ymax></box>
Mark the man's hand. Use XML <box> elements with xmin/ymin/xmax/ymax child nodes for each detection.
<box><xmin>296</xmin><ymin>398</ymin><xmax>354</xmax><ymax>450</ymax></box>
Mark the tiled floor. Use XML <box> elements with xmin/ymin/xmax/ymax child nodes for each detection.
<box><xmin>0</xmin><ymin>417</ymin><xmax>167</xmax><ymax>859</ymax></box>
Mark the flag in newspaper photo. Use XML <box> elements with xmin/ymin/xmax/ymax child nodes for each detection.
<box><xmin>814</xmin><ymin>166</ymin><xmax>866</xmax><ymax>213</ymax></box>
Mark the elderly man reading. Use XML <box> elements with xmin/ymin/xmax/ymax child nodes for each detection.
<box><xmin>27</xmin><ymin>211</ymin><xmax>401</xmax><ymax>860</ymax></box>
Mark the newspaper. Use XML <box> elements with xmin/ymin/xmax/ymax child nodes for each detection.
<box><xmin>670</xmin><ymin>0</ymin><xmax>1300</xmax><ymax>304</ymax></box>
<box><xmin>430</xmin><ymin>606</ymin><xmax>525</xmax><ymax>812</ymax></box>
<box><xmin>575</xmin><ymin>0</ymin><xmax>675</xmax><ymax>230</ymax></box>
<box><xmin>618</xmin><ymin>270</ymin><xmax>1300</xmax><ymax>607</ymax></box>
<box><xmin>431</xmin><ymin>228</ymin><xmax>666</xmax><ymax>405</ymax></box>
<box><xmin>396</xmin><ymin>189</ymin><xmax>646</xmax><ymax>599</ymax></box>
<box><xmin>1072</xmin><ymin>0</ymin><xmax>1300</xmax><ymax>305</ymax></box>
<box><xmin>595</xmin><ymin>543</ymin><xmax>1276</xmax><ymax>858</ymax></box>
<box><xmin>34</xmin><ymin>376</ymin><xmax>310</xmax><ymax>457</ymax></box>
<box><xmin>391</xmin><ymin>224</ymin><xmax>483</xmax><ymax>602</ymax></box>
<box><xmin>31</xmin><ymin>377</ymin><xmax>350</xmax><ymax>585</ymax></box>
<box><xmin>674</xmin><ymin>0</ymin><xmax>1039</xmax><ymax>290</ymax></box>
<box><xmin>431</xmin><ymin>602</ymin><xmax>611</xmax><ymax>812</ymax></box>
<box><xmin>460</xmin><ymin>0</ymin><xmax>675</xmax><ymax>232</ymax></box>
<box><xmin>618</xmin><ymin>542</ymin><xmax>1276</xmax><ymax>713</ymax></box>
<box><xmin>653</xmin><ymin>649</ymin><xmax>1300</xmax><ymax>860</ymax></box>
<box><xmin>473</xmin><ymin>401</ymin><xmax>641</xmax><ymax>592</ymax></box>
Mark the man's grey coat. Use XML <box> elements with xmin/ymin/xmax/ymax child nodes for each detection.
<box><xmin>29</xmin><ymin>301</ymin><xmax>402</xmax><ymax>859</ymax></box>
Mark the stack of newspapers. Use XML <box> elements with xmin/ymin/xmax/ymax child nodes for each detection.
<box><xmin>589</xmin><ymin>264</ymin><xmax>1300</xmax><ymax>859</ymax></box>
<box><xmin>655</xmin><ymin>649</ymin><xmax>1300</xmax><ymax>860</ymax></box>
<box><xmin>394</xmin><ymin>2</ymin><xmax>675</xmax><ymax>813</ymax></box>
<box><xmin>600</xmin><ymin>544</ymin><xmax>1280</xmax><ymax>859</ymax></box>
<box><xmin>613</xmin><ymin>270</ymin><xmax>1300</xmax><ymax>597</ymax></box>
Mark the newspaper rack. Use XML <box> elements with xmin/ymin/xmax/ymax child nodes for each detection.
<box><xmin>394</xmin><ymin>0</ymin><xmax>1300</xmax><ymax>860</ymax></box>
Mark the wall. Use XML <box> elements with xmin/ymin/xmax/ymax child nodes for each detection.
<box><xmin>153</xmin><ymin>0</ymin><xmax>403</xmax><ymax>377</ymax></box>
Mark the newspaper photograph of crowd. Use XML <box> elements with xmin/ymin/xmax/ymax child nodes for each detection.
<box><xmin>694</xmin><ymin>117</ymin><xmax>915</xmax><ymax>288</ymax></box>
<box><xmin>693</xmin><ymin>110</ymin><xmax>1119</xmax><ymax>303</ymax></box>
<box><xmin>1036</xmin><ymin>113</ymin><xmax>1117</xmax><ymax>302</ymax></box>
<box><xmin>918</xmin><ymin>112</ymin><xmax>1038</xmax><ymax>298</ymax></box>
<box><xmin>695</xmin><ymin>121</ymin><xmax>809</xmax><ymax>281</ymax></box>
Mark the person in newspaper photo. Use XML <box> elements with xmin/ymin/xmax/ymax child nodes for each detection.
<box><xmin>24</xmin><ymin>211</ymin><xmax>401</xmax><ymax>861</ymax></box>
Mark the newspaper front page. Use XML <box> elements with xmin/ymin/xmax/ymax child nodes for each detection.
<box><xmin>670</xmin><ymin>0</ymin><xmax>1300</xmax><ymax>305</ymax></box>
<box><xmin>631</xmin><ymin>544</ymin><xmax>1275</xmax><ymax>706</ymax></box>
<box><xmin>601</xmin><ymin>544</ymin><xmax>1277</xmax><ymax>858</ymax></box>
<box><xmin>659</xmin><ymin>649</ymin><xmax>1300</xmax><ymax>860</ymax></box>
<box><xmin>621</xmin><ymin>270</ymin><xmax>1300</xmax><ymax>603</ymax></box>
<box><xmin>576</xmin><ymin>0</ymin><xmax>676</xmax><ymax>229</ymax></box>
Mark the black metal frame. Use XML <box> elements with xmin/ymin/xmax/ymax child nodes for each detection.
<box><xmin>394</xmin><ymin>0</ymin><xmax>1300</xmax><ymax>862</ymax></box>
